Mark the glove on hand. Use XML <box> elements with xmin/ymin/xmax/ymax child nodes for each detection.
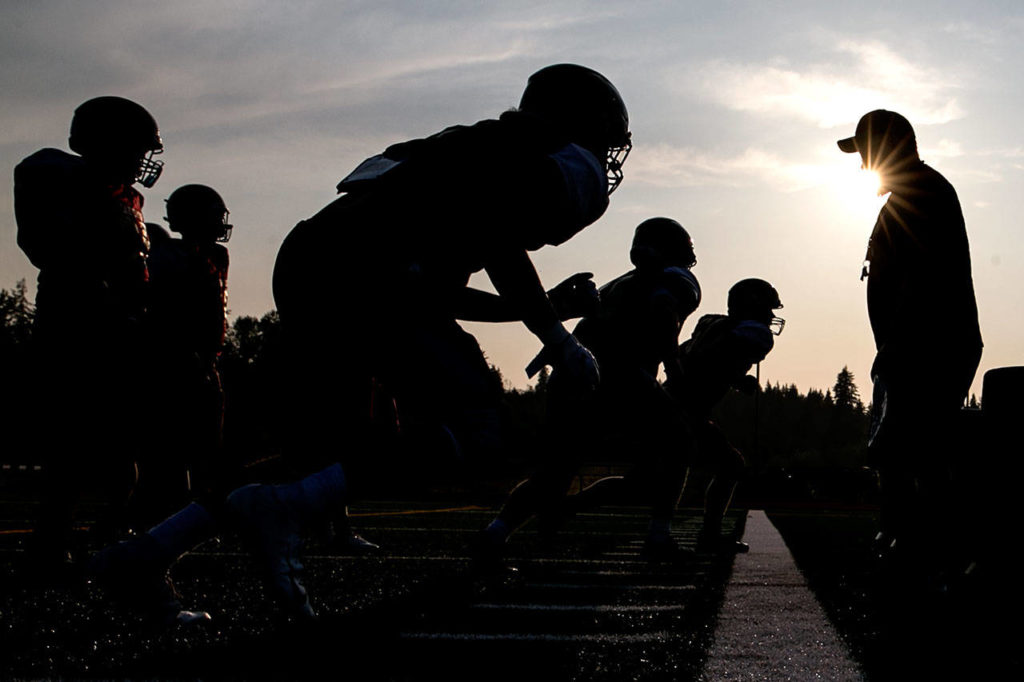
<box><xmin>547</xmin><ymin>272</ymin><xmax>600</xmax><ymax>320</ymax></box>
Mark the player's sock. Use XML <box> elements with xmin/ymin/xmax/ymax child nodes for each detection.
<box><xmin>147</xmin><ymin>502</ymin><xmax>217</xmax><ymax>562</ymax></box>
<box><xmin>275</xmin><ymin>463</ymin><xmax>347</xmax><ymax>525</ymax></box>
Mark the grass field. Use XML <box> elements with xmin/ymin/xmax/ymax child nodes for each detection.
<box><xmin>0</xmin><ymin>499</ymin><xmax>741</xmax><ymax>680</ymax></box>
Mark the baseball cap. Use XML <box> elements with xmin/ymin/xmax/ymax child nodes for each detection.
<box><xmin>837</xmin><ymin>109</ymin><xmax>915</xmax><ymax>154</ymax></box>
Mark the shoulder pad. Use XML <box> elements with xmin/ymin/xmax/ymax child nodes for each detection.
<box><xmin>685</xmin><ymin>313</ymin><xmax>729</xmax><ymax>346</ymax></box>
<box><xmin>384</xmin><ymin>120</ymin><xmax>500</xmax><ymax>162</ymax></box>
<box><xmin>146</xmin><ymin>222</ymin><xmax>173</xmax><ymax>245</ymax></box>
<box><xmin>656</xmin><ymin>266</ymin><xmax>701</xmax><ymax>312</ymax></box>
<box><xmin>731</xmin><ymin>320</ymin><xmax>774</xmax><ymax>359</ymax></box>
<box><xmin>15</xmin><ymin>148</ymin><xmax>86</xmax><ymax>184</ymax></box>
<box><xmin>335</xmin><ymin>119</ymin><xmax>502</xmax><ymax>194</ymax></box>
<box><xmin>336</xmin><ymin>154</ymin><xmax>403</xmax><ymax>193</ymax></box>
<box><xmin>597</xmin><ymin>270</ymin><xmax>635</xmax><ymax>296</ymax></box>
<box><xmin>694</xmin><ymin>313</ymin><xmax>728</xmax><ymax>332</ymax></box>
<box><xmin>542</xmin><ymin>143</ymin><xmax>608</xmax><ymax>247</ymax></box>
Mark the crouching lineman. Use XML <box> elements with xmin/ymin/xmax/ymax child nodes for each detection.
<box><xmin>92</xmin><ymin>64</ymin><xmax>632</xmax><ymax>624</ymax></box>
<box><xmin>668</xmin><ymin>278</ymin><xmax>784</xmax><ymax>553</ymax></box>
<box><xmin>475</xmin><ymin>217</ymin><xmax>702</xmax><ymax>567</ymax></box>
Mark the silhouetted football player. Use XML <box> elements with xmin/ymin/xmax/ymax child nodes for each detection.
<box><xmin>669</xmin><ymin>278</ymin><xmax>784</xmax><ymax>554</ymax></box>
<box><xmin>133</xmin><ymin>185</ymin><xmax>232</xmax><ymax>526</ymax></box>
<box><xmin>14</xmin><ymin>96</ymin><xmax>163</xmax><ymax>576</ymax></box>
<box><xmin>476</xmin><ymin>217</ymin><xmax>701</xmax><ymax>566</ymax></box>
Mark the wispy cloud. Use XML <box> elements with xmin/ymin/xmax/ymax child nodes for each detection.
<box><xmin>694</xmin><ymin>40</ymin><xmax>963</xmax><ymax>128</ymax></box>
<box><xmin>979</xmin><ymin>146</ymin><xmax>1024</xmax><ymax>159</ymax></box>
<box><xmin>629</xmin><ymin>143</ymin><xmax>840</xmax><ymax>192</ymax></box>
<box><xmin>958</xmin><ymin>169</ymin><xmax>1004</xmax><ymax>183</ymax></box>
<box><xmin>922</xmin><ymin>139</ymin><xmax>965</xmax><ymax>158</ymax></box>
<box><xmin>941</xmin><ymin>21</ymin><xmax>1002</xmax><ymax>46</ymax></box>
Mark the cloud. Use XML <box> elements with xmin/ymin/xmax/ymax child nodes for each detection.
<box><xmin>694</xmin><ymin>39</ymin><xmax>964</xmax><ymax>129</ymax></box>
<box><xmin>958</xmin><ymin>169</ymin><xmax>1004</xmax><ymax>183</ymax></box>
<box><xmin>628</xmin><ymin>143</ymin><xmax>835</xmax><ymax>192</ymax></box>
<box><xmin>0</xmin><ymin>0</ymin><xmax>614</xmax><ymax>147</ymax></box>
<box><xmin>980</xmin><ymin>146</ymin><xmax>1024</xmax><ymax>159</ymax></box>
<box><xmin>922</xmin><ymin>139</ymin><xmax>964</xmax><ymax>158</ymax></box>
<box><xmin>941</xmin><ymin>21</ymin><xmax>1002</xmax><ymax>46</ymax></box>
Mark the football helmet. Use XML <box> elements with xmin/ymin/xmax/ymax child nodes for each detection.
<box><xmin>630</xmin><ymin>217</ymin><xmax>696</xmax><ymax>270</ymax></box>
<box><xmin>728</xmin><ymin>278</ymin><xmax>785</xmax><ymax>335</ymax></box>
<box><xmin>165</xmin><ymin>184</ymin><xmax>232</xmax><ymax>243</ymax></box>
<box><xmin>519</xmin><ymin>64</ymin><xmax>632</xmax><ymax>193</ymax></box>
<box><xmin>69</xmin><ymin>96</ymin><xmax>164</xmax><ymax>187</ymax></box>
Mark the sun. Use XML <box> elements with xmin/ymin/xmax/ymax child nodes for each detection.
<box><xmin>853</xmin><ymin>168</ymin><xmax>883</xmax><ymax>198</ymax></box>
<box><xmin>831</xmin><ymin>162</ymin><xmax>886</xmax><ymax>219</ymax></box>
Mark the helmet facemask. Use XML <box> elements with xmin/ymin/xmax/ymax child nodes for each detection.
<box><xmin>136</xmin><ymin>148</ymin><xmax>164</xmax><ymax>188</ymax></box>
<box><xmin>606</xmin><ymin>134</ymin><xmax>632</xmax><ymax>195</ymax></box>
<box><xmin>733</xmin><ymin>308</ymin><xmax>785</xmax><ymax>335</ymax></box>
<box><xmin>188</xmin><ymin>210</ymin><xmax>232</xmax><ymax>243</ymax></box>
<box><xmin>214</xmin><ymin>211</ymin><xmax>233</xmax><ymax>243</ymax></box>
<box><xmin>174</xmin><ymin>211</ymin><xmax>232</xmax><ymax>243</ymax></box>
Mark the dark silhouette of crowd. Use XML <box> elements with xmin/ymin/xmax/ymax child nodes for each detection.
<box><xmin>10</xmin><ymin>65</ymin><xmax>986</xmax><ymax>628</ymax></box>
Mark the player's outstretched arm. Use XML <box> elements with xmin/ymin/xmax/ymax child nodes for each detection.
<box><xmin>454</xmin><ymin>271</ymin><xmax>599</xmax><ymax>323</ymax></box>
<box><xmin>484</xmin><ymin>248</ymin><xmax>599</xmax><ymax>387</ymax></box>
<box><xmin>453</xmin><ymin>287</ymin><xmax>520</xmax><ymax>322</ymax></box>
<box><xmin>483</xmin><ymin>247</ymin><xmax>559</xmax><ymax>334</ymax></box>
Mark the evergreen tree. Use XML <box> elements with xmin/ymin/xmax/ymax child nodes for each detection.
<box><xmin>832</xmin><ymin>366</ymin><xmax>864</xmax><ymax>413</ymax></box>
<box><xmin>534</xmin><ymin>365</ymin><xmax>550</xmax><ymax>395</ymax></box>
<box><xmin>0</xmin><ymin>281</ymin><xmax>35</xmax><ymax>460</ymax></box>
<box><xmin>488</xmin><ymin>363</ymin><xmax>507</xmax><ymax>394</ymax></box>
<box><xmin>0</xmin><ymin>280</ymin><xmax>34</xmax><ymax>350</ymax></box>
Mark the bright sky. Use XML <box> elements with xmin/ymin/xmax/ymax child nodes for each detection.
<box><xmin>2</xmin><ymin>1</ymin><xmax>1022</xmax><ymax>399</ymax></box>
